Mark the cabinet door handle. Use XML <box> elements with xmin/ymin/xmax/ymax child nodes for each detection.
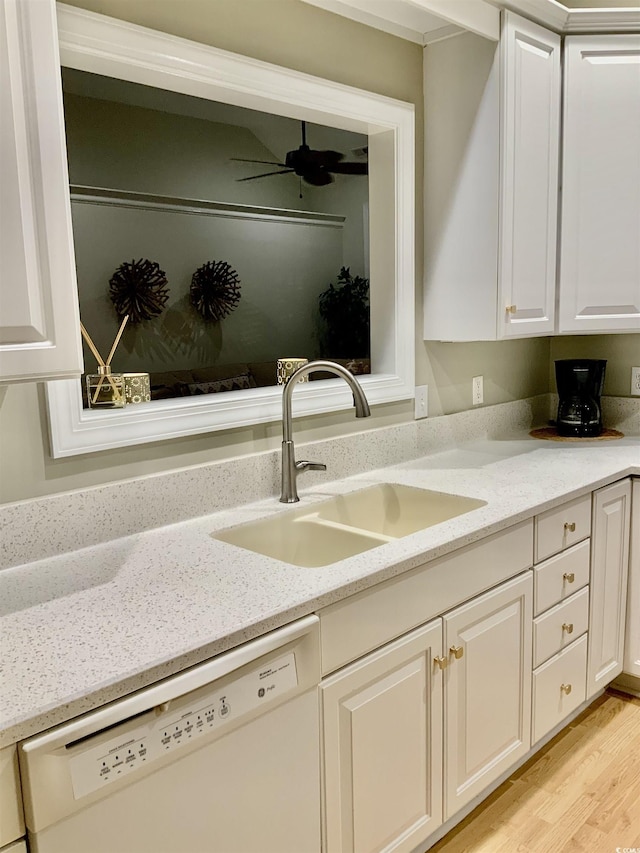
<box><xmin>563</xmin><ymin>572</ymin><xmax>575</xmax><ymax>583</ymax></box>
<box><xmin>434</xmin><ymin>656</ymin><xmax>448</xmax><ymax>670</ymax></box>
<box><xmin>449</xmin><ymin>645</ymin><xmax>464</xmax><ymax>660</ymax></box>
<box><xmin>506</xmin><ymin>305</ymin><xmax>517</xmax><ymax>314</ymax></box>
<box><xmin>562</xmin><ymin>622</ymin><xmax>574</xmax><ymax>634</ymax></box>
<box><xmin>561</xmin><ymin>683</ymin><xmax>572</xmax><ymax>695</ymax></box>
<box><xmin>564</xmin><ymin>521</ymin><xmax>576</xmax><ymax>533</ymax></box>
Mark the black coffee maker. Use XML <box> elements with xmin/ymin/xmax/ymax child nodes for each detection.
<box><xmin>555</xmin><ymin>359</ymin><xmax>606</xmax><ymax>437</ymax></box>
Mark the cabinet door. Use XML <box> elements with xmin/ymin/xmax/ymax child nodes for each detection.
<box><xmin>443</xmin><ymin>572</ymin><xmax>532</xmax><ymax>819</ymax></box>
<box><xmin>0</xmin><ymin>0</ymin><xmax>83</xmax><ymax>383</ymax></box>
<box><xmin>499</xmin><ymin>12</ymin><xmax>560</xmax><ymax>339</ymax></box>
<box><xmin>559</xmin><ymin>36</ymin><xmax>640</xmax><ymax>333</ymax></box>
<box><xmin>624</xmin><ymin>479</ymin><xmax>640</xmax><ymax>678</ymax></box>
<box><xmin>588</xmin><ymin>479</ymin><xmax>632</xmax><ymax>697</ymax></box>
<box><xmin>321</xmin><ymin>620</ymin><xmax>443</xmax><ymax>853</ymax></box>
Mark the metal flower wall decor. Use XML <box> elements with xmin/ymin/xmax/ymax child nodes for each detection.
<box><xmin>109</xmin><ymin>258</ymin><xmax>170</xmax><ymax>323</ymax></box>
<box><xmin>190</xmin><ymin>260</ymin><xmax>242</xmax><ymax>322</ymax></box>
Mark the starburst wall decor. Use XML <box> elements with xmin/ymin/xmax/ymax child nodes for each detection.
<box><xmin>109</xmin><ymin>258</ymin><xmax>170</xmax><ymax>324</ymax></box>
<box><xmin>190</xmin><ymin>260</ymin><xmax>241</xmax><ymax>322</ymax></box>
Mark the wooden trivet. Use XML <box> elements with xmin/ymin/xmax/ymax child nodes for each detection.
<box><xmin>529</xmin><ymin>427</ymin><xmax>624</xmax><ymax>442</ymax></box>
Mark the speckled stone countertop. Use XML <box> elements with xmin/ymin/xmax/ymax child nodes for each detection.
<box><xmin>1</xmin><ymin>433</ymin><xmax>638</xmax><ymax>748</ymax></box>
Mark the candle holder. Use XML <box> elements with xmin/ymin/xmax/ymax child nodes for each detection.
<box><xmin>277</xmin><ymin>358</ymin><xmax>308</xmax><ymax>385</ymax></box>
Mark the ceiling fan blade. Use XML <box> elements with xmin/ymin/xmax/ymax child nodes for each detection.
<box><xmin>236</xmin><ymin>169</ymin><xmax>295</xmax><ymax>182</ymax></box>
<box><xmin>327</xmin><ymin>162</ymin><xmax>368</xmax><ymax>175</ymax></box>
<box><xmin>231</xmin><ymin>158</ymin><xmax>287</xmax><ymax>166</ymax></box>
<box><xmin>302</xmin><ymin>170</ymin><xmax>334</xmax><ymax>186</ymax></box>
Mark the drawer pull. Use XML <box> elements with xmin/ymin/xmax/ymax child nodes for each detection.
<box><xmin>563</xmin><ymin>572</ymin><xmax>575</xmax><ymax>583</ymax></box>
<box><xmin>562</xmin><ymin>622</ymin><xmax>574</xmax><ymax>634</ymax></box>
<box><xmin>564</xmin><ymin>522</ymin><xmax>576</xmax><ymax>533</ymax></box>
<box><xmin>434</xmin><ymin>656</ymin><xmax>448</xmax><ymax>670</ymax></box>
<box><xmin>561</xmin><ymin>683</ymin><xmax>572</xmax><ymax>695</ymax></box>
<box><xmin>450</xmin><ymin>645</ymin><xmax>464</xmax><ymax>660</ymax></box>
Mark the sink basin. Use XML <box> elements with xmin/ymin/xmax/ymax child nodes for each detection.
<box><xmin>214</xmin><ymin>513</ymin><xmax>389</xmax><ymax>568</ymax></box>
<box><xmin>212</xmin><ymin>483</ymin><xmax>486</xmax><ymax>567</ymax></box>
<box><xmin>311</xmin><ymin>483</ymin><xmax>487</xmax><ymax>538</ymax></box>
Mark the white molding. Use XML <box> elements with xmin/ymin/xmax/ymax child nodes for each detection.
<box><xmin>562</xmin><ymin>8</ymin><xmax>640</xmax><ymax>31</ymax></box>
<box><xmin>302</xmin><ymin>0</ymin><xmax>500</xmax><ymax>41</ymax></box>
<box><xmin>303</xmin><ymin>0</ymin><xmax>640</xmax><ymax>40</ymax></box>
<box><xmin>47</xmin><ymin>3</ymin><xmax>415</xmax><ymax>457</ymax></box>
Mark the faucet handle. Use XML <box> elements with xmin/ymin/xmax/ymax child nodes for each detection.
<box><xmin>296</xmin><ymin>460</ymin><xmax>327</xmax><ymax>472</ymax></box>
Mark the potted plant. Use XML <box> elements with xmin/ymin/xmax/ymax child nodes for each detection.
<box><xmin>318</xmin><ymin>267</ymin><xmax>370</xmax><ymax>361</ymax></box>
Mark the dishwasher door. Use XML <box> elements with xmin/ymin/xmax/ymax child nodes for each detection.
<box><xmin>19</xmin><ymin>616</ymin><xmax>321</xmax><ymax>853</ymax></box>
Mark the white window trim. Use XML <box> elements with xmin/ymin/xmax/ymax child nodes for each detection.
<box><xmin>46</xmin><ymin>3</ymin><xmax>415</xmax><ymax>457</ymax></box>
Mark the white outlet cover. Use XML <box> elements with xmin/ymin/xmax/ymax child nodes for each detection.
<box><xmin>415</xmin><ymin>385</ymin><xmax>428</xmax><ymax>419</ymax></box>
<box><xmin>472</xmin><ymin>376</ymin><xmax>484</xmax><ymax>406</ymax></box>
<box><xmin>631</xmin><ymin>367</ymin><xmax>640</xmax><ymax>396</ymax></box>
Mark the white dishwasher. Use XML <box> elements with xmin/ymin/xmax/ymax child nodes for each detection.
<box><xmin>19</xmin><ymin>616</ymin><xmax>321</xmax><ymax>853</ymax></box>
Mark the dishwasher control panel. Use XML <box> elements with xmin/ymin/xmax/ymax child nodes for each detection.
<box><xmin>68</xmin><ymin>651</ymin><xmax>298</xmax><ymax>799</ymax></box>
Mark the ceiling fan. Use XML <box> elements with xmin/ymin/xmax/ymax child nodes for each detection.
<box><xmin>232</xmin><ymin>121</ymin><xmax>368</xmax><ymax>186</ymax></box>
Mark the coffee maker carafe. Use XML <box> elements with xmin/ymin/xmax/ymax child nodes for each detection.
<box><xmin>555</xmin><ymin>359</ymin><xmax>606</xmax><ymax>437</ymax></box>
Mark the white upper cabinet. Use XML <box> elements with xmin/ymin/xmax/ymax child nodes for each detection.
<box><xmin>499</xmin><ymin>13</ymin><xmax>560</xmax><ymax>338</ymax></box>
<box><xmin>558</xmin><ymin>36</ymin><xmax>640</xmax><ymax>334</ymax></box>
<box><xmin>0</xmin><ymin>0</ymin><xmax>83</xmax><ymax>384</ymax></box>
<box><xmin>424</xmin><ymin>12</ymin><xmax>560</xmax><ymax>341</ymax></box>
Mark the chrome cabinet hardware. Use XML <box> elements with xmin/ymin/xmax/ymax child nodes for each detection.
<box><xmin>564</xmin><ymin>521</ymin><xmax>576</xmax><ymax>532</ymax></box>
<box><xmin>562</xmin><ymin>622</ymin><xmax>574</xmax><ymax>634</ymax></box>
<box><xmin>449</xmin><ymin>645</ymin><xmax>464</xmax><ymax>660</ymax></box>
<box><xmin>434</xmin><ymin>656</ymin><xmax>448</xmax><ymax>670</ymax></box>
<box><xmin>560</xmin><ymin>683</ymin><xmax>572</xmax><ymax>695</ymax></box>
<box><xmin>563</xmin><ymin>572</ymin><xmax>575</xmax><ymax>583</ymax></box>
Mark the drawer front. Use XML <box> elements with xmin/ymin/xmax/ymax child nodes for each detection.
<box><xmin>533</xmin><ymin>587</ymin><xmax>589</xmax><ymax>668</ymax></box>
<box><xmin>535</xmin><ymin>494</ymin><xmax>591</xmax><ymax>563</ymax></box>
<box><xmin>532</xmin><ymin>634</ymin><xmax>587</xmax><ymax>744</ymax></box>
<box><xmin>534</xmin><ymin>539</ymin><xmax>590</xmax><ymax>616</ymax></box>
<box><xmin>319</xmin><ymin>520</ymin><xmax>533</xmax><ymax>675</ymax></box>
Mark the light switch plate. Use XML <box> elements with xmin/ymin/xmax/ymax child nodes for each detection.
<box><xmin>632</xmin><ymin>367</ymin><xmax>640</xmax><ymax>396</ymax></box>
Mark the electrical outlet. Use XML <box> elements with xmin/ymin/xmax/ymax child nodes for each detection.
<box><xmin>415</xmin><ymin>385</ymin><xmax>428</xmax><ymax>419</ymax></box>
<box><xmin>632</xmin><ymin>367</ymin><xmax>640</xmax><ymax>396</ymax></box>
<box><xmin>472</xmin><ymin>375</ymin><xmax>484</xmax><ymax>406</ymax></box>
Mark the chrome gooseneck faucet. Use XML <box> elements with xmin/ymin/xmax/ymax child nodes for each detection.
<box><xmin>280</xmin><ymin>360</ymin><xmax>371</xmax><ymax>503</ymax></box>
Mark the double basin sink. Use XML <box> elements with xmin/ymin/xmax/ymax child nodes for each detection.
<box><xmin>213</xmin><ymin>483</ymin><xmax>486</xmax><ymax>567</ymax></box>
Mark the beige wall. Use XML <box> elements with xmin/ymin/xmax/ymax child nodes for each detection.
<box><xmin>550</xmin><ymin>335</ymin><xmax>640</xmax><ymax>397</ymax></box>
<box><xmin>0</xmin><ymin>0</ymin><xmax>630</xmax><ymax>504</ymax></box>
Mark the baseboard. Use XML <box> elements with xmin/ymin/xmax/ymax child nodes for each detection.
<box><xmin>611</xmin><ymin>672</ymin><xmax>640</xmax><ymax>699</ymax></box>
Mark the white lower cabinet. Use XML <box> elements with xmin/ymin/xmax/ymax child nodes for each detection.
<box><xmin>321</xmin><ymin>620</ymin><xmax>443</xmax><ymax>853</ymax></box>
<box><xmin>532</xmin><ymin>634</ymin><xmax>587</xmax><ymax>744</ymax></box>
<box><xmin>587</xmin><ymin>478</ymin><xmax>632</xmax><ymax>697</ymax></box>
<box><xmin>320</xmin><ymin>572</ymin><xmax>533</xmax><ymax>852</ymax></box>
<box><xmin>623</xmin><ymin>479</ymin><xmax>640</xmax><ymax>680</ymax></box>
<box><xmin>443</xmin><ymin>572</ymin><xmax>532</xmax><ymax>818</ymax></box>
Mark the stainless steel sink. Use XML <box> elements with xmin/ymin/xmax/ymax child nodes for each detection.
<box><xmin>212</xmin><ymin>483</ymin><xmax>486</xmax><ymax>567</ymax></box>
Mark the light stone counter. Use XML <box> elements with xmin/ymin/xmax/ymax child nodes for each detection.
<box><xmin>1</xmin><ymin>402</ymin><xmax>638</xmax><ymax>748</ymax></box>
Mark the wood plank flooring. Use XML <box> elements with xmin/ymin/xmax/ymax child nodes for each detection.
<box><xmin>431</xmin><ymin>690</ymin><xmax>640</xmax><ymax>853</ymax></box>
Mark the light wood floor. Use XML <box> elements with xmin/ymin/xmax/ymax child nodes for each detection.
<box><xmin>431</xmin><ymin>690</ymin><xmax>640</xmax><ymax>853</ymax></box>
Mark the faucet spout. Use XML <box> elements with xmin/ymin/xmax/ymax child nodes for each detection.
<box><xmin>280</xmin><ymin>360</ymin><xmax>371</xmax><ymax>503</ymax></box>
